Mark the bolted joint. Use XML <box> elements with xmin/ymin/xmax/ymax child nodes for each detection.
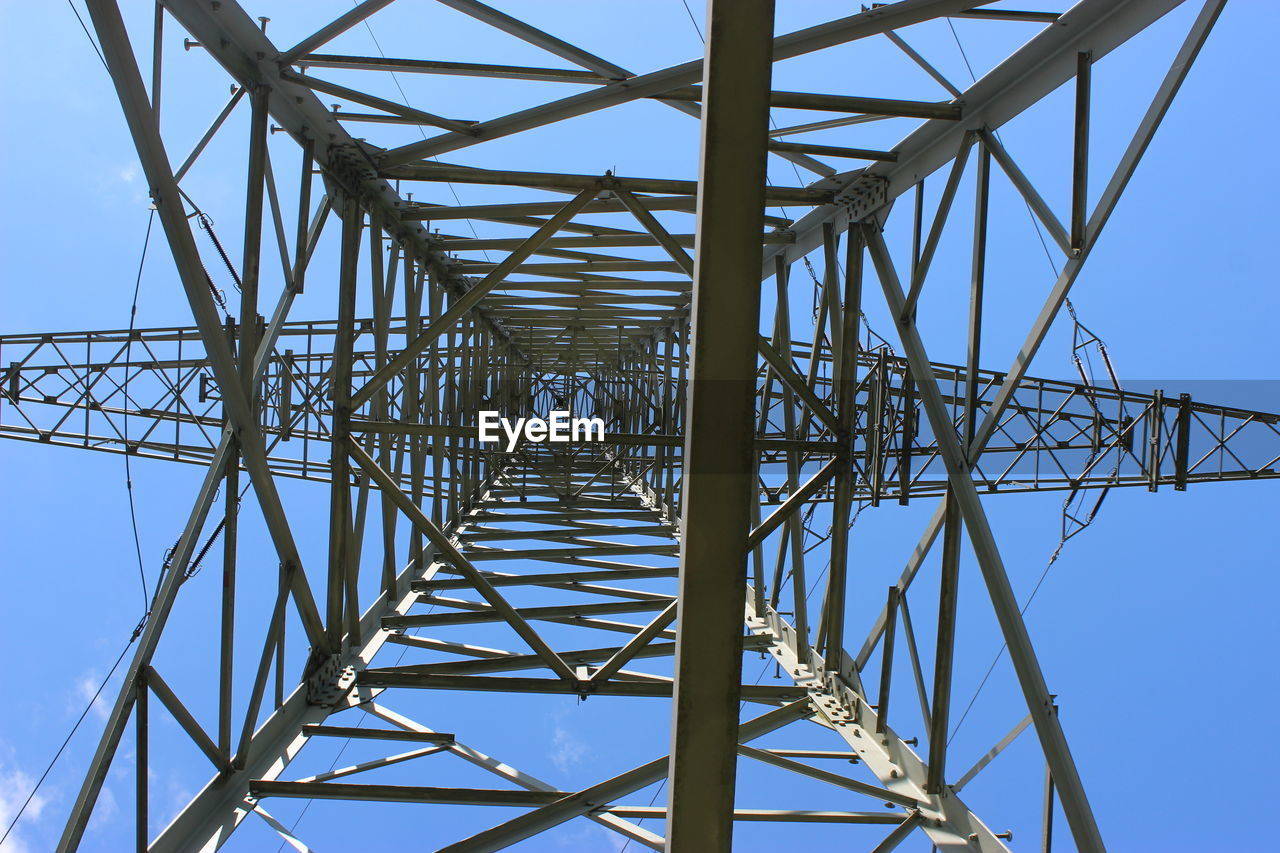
<box><xmin>306</xmin><ymin>653</ymin><xmax>357</xmax><ymax>707</ymax></box>
<box><xmin>834</xmin><ymin>174</ymin><xmax>889</xmax><ymax>221</ymax></box>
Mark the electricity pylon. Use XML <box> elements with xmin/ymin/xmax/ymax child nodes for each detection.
<box><xmin>1</xmin><ymin>1</ymin><xmax>1271</xmax><ymax>851</ymax></box>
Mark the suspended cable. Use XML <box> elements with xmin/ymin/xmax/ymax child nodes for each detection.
<box><xmin>354</xmin><ymin>3</ymin><xmax>492</xmax><ymax>263</ymax></box>
<box><xmin>944</xmin><ymin>22</ymin><xmax>1123</xmax><ymax>745</ymax></box>
<box><xmin>65</xmin><ymin>0</ymin><xmax>109</xmax><ymax>72</ymax></box>
<box><xmin>124</xmin><ymin>209</ymin><xmax>156</xmax><ymax>610</ymax></box>
<box><xmin>679</xmin><ymin>0</ymin><xmax>704</xmax><ymax>43</ymax></box>
<box><xmin>0</xmin><ymin>629</ymin><xmax>138</xmax><ymax>848</ymax></box>
<box><xmin>2</xmin><ymin>32</ymin><xmax>161</xmax><ymax>837</ymax></box>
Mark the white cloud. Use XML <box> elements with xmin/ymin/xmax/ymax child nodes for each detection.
<box><xmin>73</xmin><ymin>673</ymin><xmax>110</xmax><ymax>723</ymax></box>
<box><xmin>0</xmin><ymin>759</ymin><xmax>47</xmax><ymax>853</ymax></box>
<box><xmin>597</xmin><ymin>826</ymin><xmax>631</xmax><ymax>852</ymax></box>
<box><xmin>550</xmin><ymin>724</ymin><xmax>589</xmax><ymax>773</ymax></box>
<box><xmin>118</xmin><ymin>163</ymin><xmax>138</xmax><ymax>184</ymax></box>
<box><xmin>552</xmin><ymin>823</ymin><xmax>630</xmax><ymax>851</ymax></box>
<box><xmin>85</xmin><ymin>785</ymin><xmax>118</xmax><ymax>836</ymax></box>
<box><xmin>162</xmin><ymin>774</ymin><xmax>194</xmax><ymax>831</ymax></box>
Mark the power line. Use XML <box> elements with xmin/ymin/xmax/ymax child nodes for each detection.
<box><xmin>65</xmin><ymin>0</ymin><xmax>108</xmax><ymax>72</ymax></box>
<box><xmin>942</xmin><ymin>19</ymin><xmax>1119</xmax><ymax>747</ymax></box>
<box><xmin>123</xmin><ymin>209</ymin><xmax>156</xmax><ymax>611</ymax></box>
<box><xmin>355</xmin><ymin>4</ymin><xmax>492</xmax><ymax>263</ymax></box>
<box><xmin>679</xmin><ymin>0</ymin><xmax>704</xmax><ymax>42</ymax></box>
<box><xmin>2</xmin><ymin>13</ymin><xmax>157</xmax><ymax>849</ymax></box>
<box><xmin>0</xmin><ymin>631</ymin><xmax>137</xmax><ymax>848</ymax></box>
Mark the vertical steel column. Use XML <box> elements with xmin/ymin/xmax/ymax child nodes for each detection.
<box><xmin>405</xmin><ymin>251</ymin><xmax>426</xmax><ymax>562</ymax></box>
<box><xmin>135</xmin><ymin>671</ymin><xmax>147</xmax><ymax>853</ymax></box>
<box><xmin>446</xmin><ymin>296</ymin><xmax>460</xmax><ymax>512</ymax></box>
<box><xmin>926</xmin><ymin>493</ymin><xmax>961</xmax><ymax>794</ymax></box>
<box><xmin>1071</xmin><ymin>51</ymin><xmax>1092</xmax><ymax>253</ymax></box>
<box><xmin>821</xmin><ymin>222</ymin><xmax>844</xmax><ymax>369</ymax></box>
<box><xmin>1043</xmin><ymin>746</ymin><xmax>1057</xmax><ymax>852</ymax></box>
<box><xmin>369</xmin><ymin>209</ymin><xmax>398</xmax><ymax>598</ymax></box>
<box><xmin>1174</xmin><ymin>392</ymin><xmax>1192</xmax><ymax>491</ymax></box>
<box><xmin>239</xmin><ymin>84</ymin><xmax>268</xmax><ymax>407</ymax></box>
<box><xmin>292</xmin><ymin>137</ymin><xmax>315</xmax><ymax>294</ymax></box>
<box><xmin>911</xmin><ymin>178</ymin><xmax>924</xmax><ymax>279</ymax></box>
<box><xmin>875</xmin><ymin>586</ymin><xmax>898</xmax><ymax>734</ymax></box>
<box><xmin>218</xmin><ymin>457</ymin><xmax>237</xmax><ymax>754</ymax></box>
<box><xmin>674</xmin><ymin>317</ymin><xmax>688</xmax><ymax>518</ymax></box>
<box><xmin>866</xmin><ymin>224</ymin><xmax>1105</xmax><ymax>851</ymax></box>
<box><xmin>658</xmin><ymin>329</ymin><xmax>674</xmax><ymax>512</ymax></box>
<box><xmin>460</xmin><ymin>313</ymin><xmax>474</xmax><ymax>504</ymax></box>
<box><xmin>328</xmin><ymin>192</ymin><xmax>361</xmax><ymax>649</ymax></box>
<box><xmin>770</xmin><ymin>257</ymin><xmax>811</xmax><ymax>665</ymax></box>
<box><xmin>428</xmin><ymin>264</ymin><xmax>444</xmax><ymax>525</ymax></box>
<box><xmin>965</xmin><ymin>139</ymin><xmax>989</xmax><ymax>448</ymax></box>
<box><xmin>826</xmin><ymin>224</ymin><xmax>861</xmax><ymax>670</ymax></box>
<box><xmin>666</xmin><ymin>2</ymin><xmax>774</xmax><ymax>849</ymax></box>
<box><xmin>149</xmin><ymin>2</ymin><xmax>162</xmax><ymax>126</ymax></box>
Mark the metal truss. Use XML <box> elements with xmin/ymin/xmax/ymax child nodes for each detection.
<box><xmin>1</xmin><ymin>0</ymin><xmax>1268</xmax><ymax>851</ymax></box>
<box><xmin>5</xmin><ymin>321</ymin><xmax>1278</xmax><ymax>498</ymax></box>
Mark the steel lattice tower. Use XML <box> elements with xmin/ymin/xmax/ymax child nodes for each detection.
<box><xmin>1</xmin><ymin>1</ymin><xmax>1275</xmax><ymax>851</ymax></box>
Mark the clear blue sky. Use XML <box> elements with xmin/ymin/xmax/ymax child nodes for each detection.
<box><xmin>0</xmin><ymin>2</ymin><xmax>1277</xmax><ymax>851</ymax></box>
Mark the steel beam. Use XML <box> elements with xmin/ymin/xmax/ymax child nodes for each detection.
<box><xmin>865</xmin><ymin>224</ymin><xmax>1104</xmax><ymax>852</ymax></box>
<box><xmin>376</xmin><ymin>0</ymin><xmax>985</xmax><ymax>165</ymax></box>
<box><xmin>666</xmin><ymin>3</ymin><xmax>775</xmax><ymax>849</ymax></box>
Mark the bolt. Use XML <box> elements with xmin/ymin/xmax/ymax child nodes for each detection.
<box><xmin>996</xmin><ymin>831</ymin><xmax>1014</xmax><ymax>841</ymax></box>
<box><xmin>183</xmin><ymin>38</ymin><xmax>201</xmax><ymax>51</ymax></box>
<box><xmin>258</xmin><ymin>16</ymin><xmax>270</xmax><ymax>32</ymax></box>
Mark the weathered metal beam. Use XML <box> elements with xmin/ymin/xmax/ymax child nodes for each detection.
<box><xmin>251</xmin><ymin>780</ymin><xmax>564</xmax><ymax>805</ymax></box>
<box><xmin>351</xmin><ymin>189</ymin><xmax>594</xmax><ymax>410</ymax></box>
<box><xmin>381</xmin><ymin>163</ymin><xmax>831</xmax><ymax>205</ymax></box>
<box><xmin>301</xmin><ymin>724</ymin><xmax>456</xmax><ymax>744</ymax></box>
<box><xmin>437</xmin><ymin>701</ymin><xmax>812</xmax><ymax>852</ymax></box>
<box><xmin>356</xmin><ymin>671</ymin><xmax>806</xmax><ymax>701</ymax></box>
<box><xmin>348</xmin><ymin>442</ymin><xmax>577</xmax><ymax>681</ymax></box>
<box><xmin>666</xmin><ymin>4</ymin><xmax>775</xmax><ymax>849</ymax></box>
<box><xmin>770</xmin><ymin>0</ymin><xmax>1188</xmax><ymax>272</ymax></box>
<box><xmin>768</xmin><ymin>140</ymin><xmax>898</xmax><ymax>162</ymax></box>
<box><xmin>297</xmin><ymin>53</ymin><xmax>610</xmax><ymax>84</ymax></box>
<box><xmin>277</xmin><ymin>0</ymin><xmax>397</xmax><ymax>65</ymax></box>
<box><xmin>376</xmin><ymin>0</ymin><xmax>987</xmax><ymax>165</ymax></box>
<box><xmin>851</xmin><ymin>0</ymin><xmax>1222</xmax><ymax>672</ymax></box>
<box><xmin>657</xmin><ymin>86</ymin><xmax>961</xmax><ymax>119</ymax></box>
<box><xmin>280</xmin><ymin>69</ymin><xmax>476</xmax><ymax>134</ymax></box>
<box><xmin>865</xmin><ymin>224</ymin><xmax>1105</xmax><ymax>852</ymax></box>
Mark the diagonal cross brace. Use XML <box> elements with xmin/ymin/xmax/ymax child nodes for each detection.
<box><xmin>348</xmin><ymin>441</ymin><xmax>578</xmax><ymax>681</ymax></box>
<box><xmin>351</xmin><ymin>188</ymin><xmax>596</xmax><ymax>410</ymax></box>
<box><xmin>864</xmin><ymin>223</ymin><xmax>1104</xmax><ymax>852</ymax></box>
<box><xmin>85</xmin><ymin>0</ymin><xmax>326</xmax><ymax>649</ymax></box>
